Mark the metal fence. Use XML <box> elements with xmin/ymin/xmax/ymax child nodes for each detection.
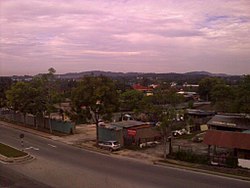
<box><xmin>171</xmin><ymin>144</ymin><xmax>238</xmax><ymax>167</ymax></box>
<box><xmin>0</xmin><ymin>108</ymin><xmax>74</xmax><ymax>134</ymax></box>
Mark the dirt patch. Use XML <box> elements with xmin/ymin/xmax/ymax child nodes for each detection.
<box><xmin>57</xmin><ymin>124</ymin><xmax>96</xmax><ymax>145</ymax></box>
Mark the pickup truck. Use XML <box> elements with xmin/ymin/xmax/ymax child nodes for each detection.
<box><xmin>98</xmin><ymin>141</ymin><xmax>121</xmax><ymax>151</ymax></box>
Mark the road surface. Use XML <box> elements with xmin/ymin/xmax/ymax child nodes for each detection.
<box><xmin>0</xmin><ymin>123</ymin><xmax>249</xmax><ymax>188</ymax></box>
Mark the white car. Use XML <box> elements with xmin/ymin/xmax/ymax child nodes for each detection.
<box><xmin>172</xmin><ymin>129</ymin><xmax>187</xmax><ymax>137</ymax></box>
<box><xmin>98</xmin><ymin>141</ymin><xmax>121</xmax><ymax>151</ymax></box>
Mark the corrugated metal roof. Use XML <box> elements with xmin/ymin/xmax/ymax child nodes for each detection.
<box><xmin>110</xmin><ymin>120</ymin><xmax>147</xmax><ymax>128</ymax></box>
<box><xmin>207</xmin><ymin>114</ymin><xmax>250</xmax><ymax>130</ymax></box>
<box><xmin>186</xmin><ymin>109</ymin><xmax>215</xmax><ymax>116</ymax></box>
<box><xmin>243</xmin><ymin>130</ymin><xmax>250</xmax><ymax>134</ymax></box>
<box><xmin>203</xmin><ymin>130</ymin><xmax>250</xmax><ymax>150</ymax></box>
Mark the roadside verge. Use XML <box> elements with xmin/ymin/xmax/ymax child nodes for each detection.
<box><xmin>154</xmin><ymin>159</ymin><xmax>250</xmax><ymax>182</ymax></box>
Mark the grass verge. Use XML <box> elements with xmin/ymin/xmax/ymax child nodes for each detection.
<box><xmin>0</xmin><ymin>143</ymin><xmax>27</xmax><ymax>158</ymax></box>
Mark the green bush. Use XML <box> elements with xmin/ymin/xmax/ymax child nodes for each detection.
<box><xmin>172</xmin><ymin>150</ymin><xmax>208</xmax><ymax>164</ymax></box>
<box><xmin>225</xmin><ymin>157</ymin><xmax>238</xmax><ymax>168</ymax></box>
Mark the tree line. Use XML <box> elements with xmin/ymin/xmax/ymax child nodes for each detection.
<box><xmin>1</xmin><ymin>70</ymin><xmax>249</xmax><ymax>124</ymax></box>
<box><xmin>198</xmin><ymin>75</ymin><xmax>250</xmax><ymax>113</ymax></box>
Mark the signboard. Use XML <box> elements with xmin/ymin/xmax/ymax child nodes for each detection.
<box><xmin>212</xmin><ymin>121</ymin><xmax>236</xmax><ymax>127</ymax></box>
<box><xmin>127</xmin><ymin>129</ymin><xmax>136</xmax><ymax>136</ymax></box>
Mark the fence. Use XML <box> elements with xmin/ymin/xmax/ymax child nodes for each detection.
<box><xmin>172</xmin><ymin>144</ymin><xmax>208</xmax><ymax>155</ymax></box>
<box><xmin>171</xmin><ymin>144</ymin><xmax>238</xmax><ymax>167</ymax></box>
<box><xmin>0</xmin><ymin>109</ymin><xmax>74</xmax><ymax>134</ymax></box>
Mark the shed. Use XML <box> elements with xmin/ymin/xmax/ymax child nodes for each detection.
<box><xmin>99</xmin><ymin>120</ymin><xmax>161</xmax><ymax>147</ymax></box>
<box><xmin>207</xmin><ymin>114</ymin><xmax>250</xmax><ymax>132</ymax></box>
<box><xmin>203</xmin><ymin>130</ymin><xmax>250</xmax><ymax>168</ymax></box>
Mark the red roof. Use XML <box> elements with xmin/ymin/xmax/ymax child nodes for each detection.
<box><xmin>203</xmin><ymin>130</ymin><xmax>250</xmax><ymax>150</ymax></box>
<box><xmin>133</xmin><ymin>84</ymin><xmax>151</xmax><ymax>91</ymax></box>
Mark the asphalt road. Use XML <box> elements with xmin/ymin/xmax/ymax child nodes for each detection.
<box><xmin>0</xmin><ymin>164</ymin><xmax>52</xmax><ymax>188</ymax></box>
<box><xmin>0</xmin><ymin>123</ymin><xmax>249</xmax><ymax>188</ymax></box>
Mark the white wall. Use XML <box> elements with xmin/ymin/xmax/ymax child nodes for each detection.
<box><xmin>238</xmin><ymin>159</ymin><xmax>250</xmax><ymax>169</ymax></box>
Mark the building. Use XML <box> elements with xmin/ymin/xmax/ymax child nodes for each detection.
<box><xmin>204</xmin><ymin>113</ymin><xmax>250</xmax><ymax>168</ymax></box>
<box><xmin>185</xmin><ymin>109</ymin><xmax>215</xmax><ymax>132</ymax></box>
<box><xmin>203</xmin><ymin>130</ymin><xmax>250</xmax><ymax>168</ymax></box>
<box><xmin>177</xmin><ymin>91</ymin><xmax>199</xmax><ymax>101</ymax></box>
<box><xmin>207</xmin><ymin>114</ymin><xmax>250</xmax><ymax>132</ymax></box>
<box><xmin>133</xmin><ymin>84</ymin><xmax>152</xmax><ymax>92</ymax></box>
<box><xmin>98</xmin><ymin>120</ymin><xmax>161</xmax><ymax>147</ymax></box>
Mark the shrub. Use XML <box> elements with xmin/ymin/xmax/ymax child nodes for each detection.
<box><xmin>172</xmin><ymin>150</ymin><xmax>209</xmax><ymax>164</ymax></box>
<box><xmin>225</xmin><ymin>157</ymin><xmax>238</xmax><ymax>168</ymax></box>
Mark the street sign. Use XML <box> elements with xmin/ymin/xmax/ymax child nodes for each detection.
<box><xmin>19</xmin><ymin>133</ymin><xmax>24</xmax><ymax>139</ymax></box>
<box><xmin>19</xmin><ymin>133</ymin><xmax>24</xmax><ymax>150</ymax></box>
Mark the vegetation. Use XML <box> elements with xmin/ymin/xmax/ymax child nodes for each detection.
<box><xmin>198</xmin><ymin>75</ymin><xmax>250</xmax><ymax>113</ymax></box>
<box><xmin>0</xmin><ymin>143</ymin><xmax>27</xmax><ymax>158</ymax></box>
<box><xmin>120</xmin><ymin>90</ymin><xmax>144</xmax><ymax>111</ymax></box>
<box><xmin>70</xmin><ymin>76</ymin><xmax>119</xmax><ymax>143</ymax></box>
<box><xmin>1</xmin><ymin>70</ymin><xmax>249</xmax><ymax>141</ymax></box>
<box><xmin>157</xmin><ymin>109</ymin><xmax>176</xmax><ymax>159</ymax></box>
<box><xmin>198</xmin><ymin>77</ymin><xmax>224</xmax><ymax>101</ymax></box>
<box><xmin>171</xmin><ymin>150</ymin><xmax>209</xmax><ymax>165</ymax></box>
<box><xmin>5</xmin><ymin>68</ymin><xmax>63</xmax><ymax>132</ymax></box>
<box><xmin>0</xmin><ymin>77</ymin><xmax>12</xmax><ymax>108</ymax></box>
<box><xmin>225</xmin><ymin>156</ymin><xmax>238</xmax><ymax>168</ymax></box>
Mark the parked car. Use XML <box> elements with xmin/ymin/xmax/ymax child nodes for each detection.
<box><xmin>192</xmin><ymin>132</ymin><xmax>205</xmax><ymax>143</ymax></box>
<box><xmin>98</xmin><ymin>141</ymin><xmax>121</xmax><ymax>151</ymax></box>
<box><xmin>172</xmin><ymin>129</ymin><xmax>187</xmax><ymax>137</ymax></box>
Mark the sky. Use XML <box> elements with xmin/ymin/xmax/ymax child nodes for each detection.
<box><xmin>1</xmin><ymin>0</ymin><xmax>250</xmax><ymax>76</ymax></box>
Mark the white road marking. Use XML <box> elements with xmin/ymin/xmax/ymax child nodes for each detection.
<box><xmin>24</xmin><ymin>146</ymin><xmax>39</xmax><ymax>151</ymax></box>
<box><xmin>48</xmin><ymin>144</ymin><xmax>57</xmax><ymax>148</ymax></box>
<box><xmin>32</xmin><ymin>147</ymin><xmax>39</xmax><ymax>151</ymax></box>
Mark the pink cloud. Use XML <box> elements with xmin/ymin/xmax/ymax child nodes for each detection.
<box><xmin>1</xmin><ymin>0</ymin><xmax>250</xmax><ymax>75</ymax></box>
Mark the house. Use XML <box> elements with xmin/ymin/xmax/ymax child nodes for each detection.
<box><xmin>177</xmin><ymin>91</ymin><xmax>199</xmax><ymax>101</ymax></box>
<box><xmin>207</xmin><ymin>114</ymin><xmax>250</xmax><ymax>132</ymax></box>
<box><xmin>132</xmin><ymin>84</ymin><xmax>153</xmax><ymax>96</ymax></box>
<box><xmin>204</xmin><ymin>113</ymin><xmax>250</xmax><ymax>168</ymax></box>
<box><xmin>98</xmin><ymin>120</ymin><xmax>161</xmax><ymax>147</ymax></box>
<box><xmin>203</xmin><ymin>130</ymin><xmax>250</xmax><ymax>168</ymax></box>
<box><xmin>184</xmin><ymin>109</ymin><xmax>215</xmax><ymax>132</ymax></box>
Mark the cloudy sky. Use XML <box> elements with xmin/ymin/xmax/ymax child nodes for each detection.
<box><xmin>1</xmin><ymin>0</ymin><xmax>250</xmax><ymax>76</ymax></box>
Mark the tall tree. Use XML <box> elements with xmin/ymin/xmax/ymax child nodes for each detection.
<box><xmin>0</xmin><ymin>77</ymin><xmax>12</xmax><ymax>108</ymax></box>
<box><xmin>120</xmin><ymin>90</ymin><xmax>144</xmax><ymax>111</ymax></box>
<box><xmin>157</xmin><ymin>108</ymin><xmax>176</xmax><ymax>159</ymax></box>
<box><xmin>211</xmin><ymin>83</ymin><xmax>234</xmax><ymax>112</ymax></box>
<box><xmin>234</xmin><ymin>75</ymin><xmax>250</xmax><ymax>113</ymax></box>
<box><xmin>71</xmin><ymin>76</ymin><xmax>119</xmax><ymax>144</ymax></box>
<box><xmin>6</xmin><ymin>81</ymin><xmax>45</xmax><ymax>125</ymax></box>
<box><xmin>198</xmin><ymin>77</ymin><xmax>223</xmax><ymax>101</ymax></box>
<box><xmin>6</xmin><ymin>68</ymin><xmax>62</xmax><ymax>132</ymax></box>
<box><xmin>6</xmin><ymin>82</ymin><xmax>29</xmax><ymax>114</ymax></box>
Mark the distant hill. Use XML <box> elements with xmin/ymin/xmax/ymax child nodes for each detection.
<box><xmin>56</xmin><ymin>71</ymin><xmax>140</xmax><ymax>79</ymax></box>
<box><xmin>57</xmin><ymin>70</ymin><xmax>232</xmax><ymax>79</ymax></box>
<box><xmin>55</xmin><ymin>70</ymin><xmax>241</xmax><ymax>84</ymax></box>
<box><xmin>184</xmin><ymin>71</ymin><xmax>228</xmax><ymax>77</ymax></box>
<box><xmin>4</xmin><ymin>70</ymin><xmax>241</xmax><ymax>84</ymax></box>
